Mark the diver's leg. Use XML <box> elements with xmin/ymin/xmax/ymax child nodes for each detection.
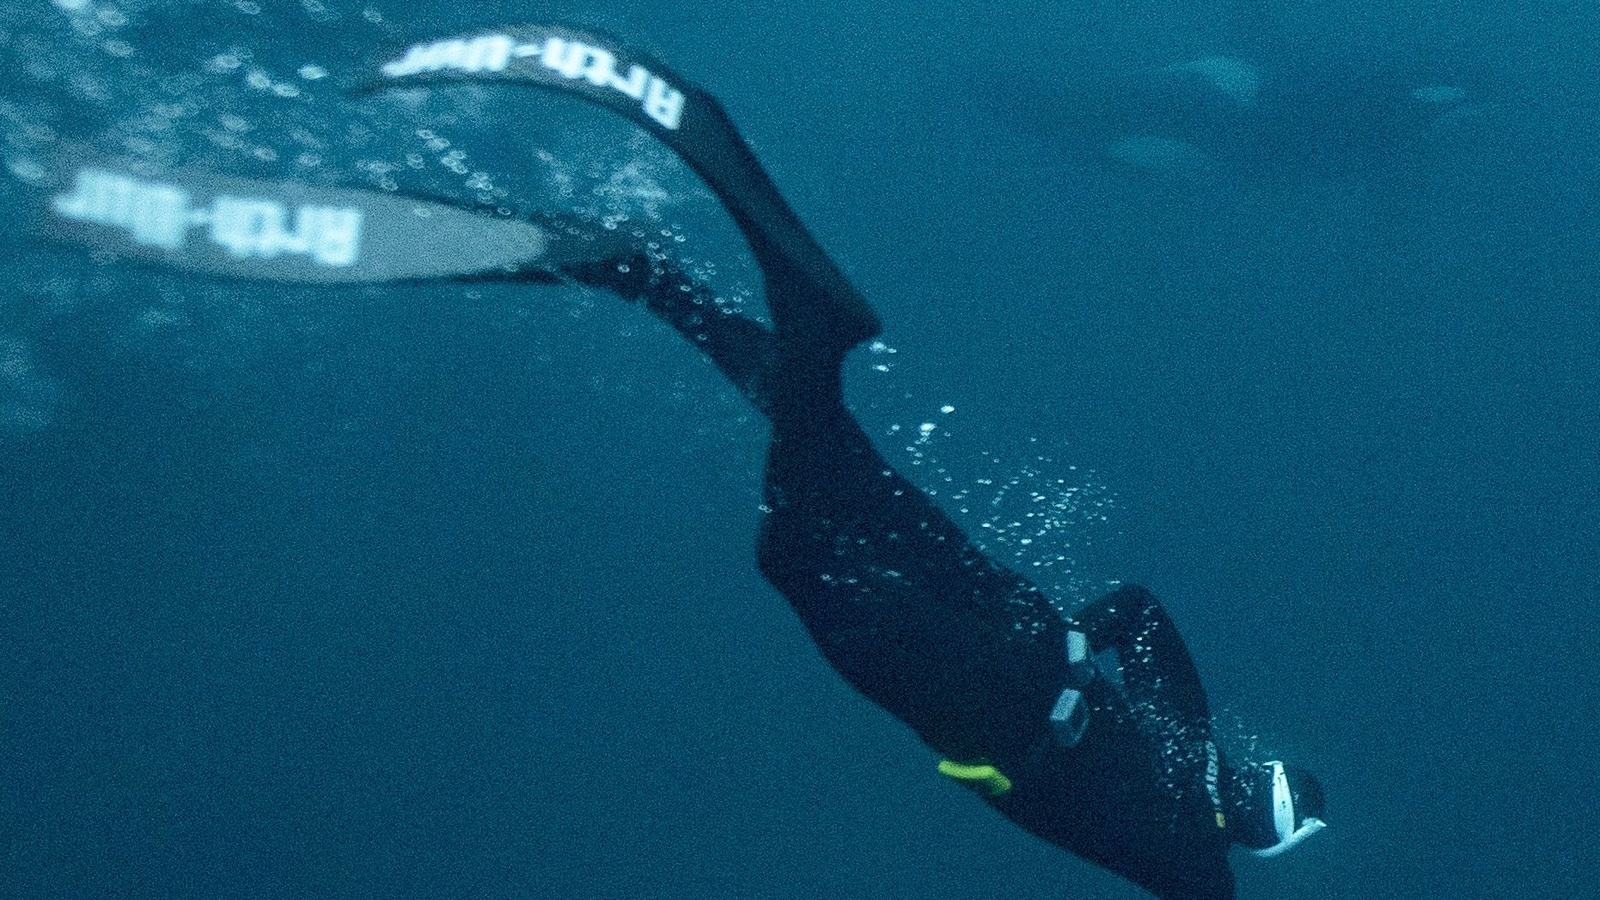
<box><xmin>573</xmin><ymin>254</ymin><xmax>1069</xmax><ymax>763</ymax></box>
<box><xmin>751</xmin><ymin>334</ymin><xmax>1070</xmax><ymax>764</ymax></box>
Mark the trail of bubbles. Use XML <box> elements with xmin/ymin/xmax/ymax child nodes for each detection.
<box><xmin>888</xmin><ymin>404</ymin><xmax>1117</xmax><ymax>609</ymax></box>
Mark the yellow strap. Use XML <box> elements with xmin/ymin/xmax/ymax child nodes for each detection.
<box><xmin>937</xmin><ymin>759</ymin><xmax>1013</xmax><ymax>797</ymax></box>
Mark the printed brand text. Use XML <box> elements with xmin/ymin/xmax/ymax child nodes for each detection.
<box><xmin>53</xmin><ymin>169</ymin><xmax>363</xmax><ymax>267</ymax></box>
<box><xmin>380</xmin><ymin>33</ymin><xmax>685</xmax><ymax>130</ymax></box>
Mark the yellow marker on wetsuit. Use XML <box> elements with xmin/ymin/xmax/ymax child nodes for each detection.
<box><xmin>938</xmin><ymin>760</ymin><xmax>1012</xmax><ymax>797</ymax></box>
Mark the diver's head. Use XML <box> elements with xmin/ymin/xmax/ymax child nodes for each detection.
<box><xmin>1234</xmin><ymin>760</ymin><xmax>1326</xmax><ymax>857</ymax></box>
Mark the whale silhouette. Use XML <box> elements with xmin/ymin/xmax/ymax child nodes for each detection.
<box><xmin>1011</xmin><ymin>49</ymin><xmax>1489</xmax><ymax>185</ymax></box>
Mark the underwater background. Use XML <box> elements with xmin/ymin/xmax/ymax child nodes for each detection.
<box><xmin>2</xmin><ymin>1</ymin><xmax>1597</xmax><ymax>897</ymax></box>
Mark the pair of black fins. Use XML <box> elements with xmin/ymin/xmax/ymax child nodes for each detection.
<box><xmin>39</xmin><ymin>23</ymin><xmax>880</xmax><ymax>352</ymax></box>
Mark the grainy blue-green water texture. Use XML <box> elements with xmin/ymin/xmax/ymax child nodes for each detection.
<box><xmin>2</xmin><ymin>1</ymin><xmax>1597</xmax><ymax>898</ymax></box>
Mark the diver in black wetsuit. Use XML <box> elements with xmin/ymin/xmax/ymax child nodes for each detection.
<box><xmin>34</xmin><ymin>21</ymin><xmax>1326</xmax><ymax>899</ymax></box>
<box><xmin>563</xmin><ymin>250</ymin><xmax>1327</xmax><ymax>900</ymax></box>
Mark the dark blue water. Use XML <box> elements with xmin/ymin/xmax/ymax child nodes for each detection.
<box><xmin>3</xmin><ymin>2</ymin><xmax>1597</xmax><ymax>898</ymax></box>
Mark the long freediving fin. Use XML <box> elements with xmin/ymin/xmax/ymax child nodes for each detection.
<box><xmin>34</xmin><ymin>158</ymin><xmax>631</xmax><ymax>284</ymax></box>
<box><xmin>364</xmin><ymin>24</ymin><xmax>882</xmax><ymax>349</ymax></box>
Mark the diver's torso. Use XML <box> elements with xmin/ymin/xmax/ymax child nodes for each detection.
<box><xmin>988</xmin><ymin>680</ymin><xmax>1234</xmax><ymax>900</ymax></box>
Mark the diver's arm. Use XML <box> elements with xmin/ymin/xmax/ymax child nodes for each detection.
<box><xmin>1071</xmin><ymin>584</ymin><xmax>1211</xmax><ymax>729</ymax></box>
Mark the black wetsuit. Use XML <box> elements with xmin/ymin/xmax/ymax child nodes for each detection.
<box><xmin>571</xmin><ymin>257</ymin><xmax>1247</xmax><ymax>900</ymax></box>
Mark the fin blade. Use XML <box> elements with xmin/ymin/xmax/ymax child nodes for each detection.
<box><xmin>39</xmin><ymin>160</ymin><xmax>626</xmax><ymax>284</ymax></box>
<box><xmin>365</xmin><ymin>24</ymin><xmax>881</xmax><ymax>346</ymax></box>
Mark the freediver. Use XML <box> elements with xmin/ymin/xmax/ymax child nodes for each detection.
<box><xmin>37</xmin><ymin>23</ymin><xmax>1329</xmax><ymax>899</ymax></box>
<box><xmin>364</xmin><ymin>24</ymin><xmax>1331</xmax><ymax>898</ymax></box>
<box><xmin>559</xmin><ymin>234</ymin><xmax>1325</xmax><ymax>900</ymax></box>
